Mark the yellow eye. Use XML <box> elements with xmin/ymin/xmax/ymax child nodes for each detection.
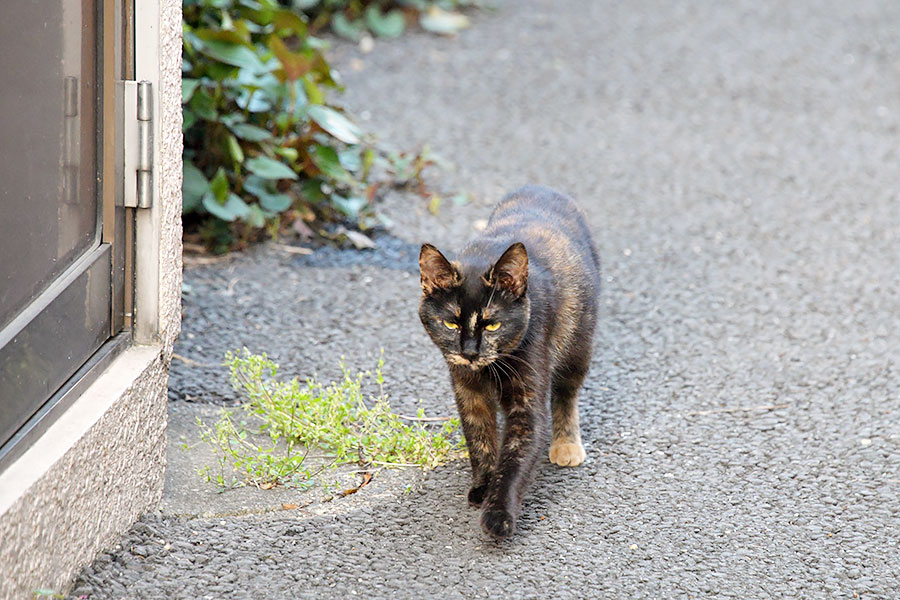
<box><xmin>443</xmin><ymin>320</ymin><xmax>459</xmax><ymax>330</ymax></box>
<box><xmin>484</xmin><ymin>322</ymin><xmax>501</xmax><ymax>332</ymax></box>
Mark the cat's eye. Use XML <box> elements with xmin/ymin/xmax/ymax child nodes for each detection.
<box><xmin>443</xmin><ymin>320</ymin><xmax>459</xmax><ymax>330</ymax></box>
<box><xmin>484</xmin><ymin>322</ymin><xmax>501</xmax><ymax>332</ymax></box>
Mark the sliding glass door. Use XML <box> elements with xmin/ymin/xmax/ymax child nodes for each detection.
<box><xmin>0</xmin><ymin>0</ymin><xmax>130</xmax><ymax>464</ymax></box>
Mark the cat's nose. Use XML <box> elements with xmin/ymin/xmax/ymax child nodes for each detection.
<box><xmin>461</xmin><ymin>338</ymin><xmax>478</xmax><ymax>362</ymax></box>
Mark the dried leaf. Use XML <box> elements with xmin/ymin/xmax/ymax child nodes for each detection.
<box><xmin>428</xmin><ymin>195</ymin><xmax>442</xmax><ymax>216</ymax></box>
<box><xmin>365</xmin><ymin>182</ymin><xmax>381</xmax><ymax>203</ymax></box>
<box><xmin>337</xmin><ymin>472</ymin><xmax>374</xmax><ymax>497</ymax></box>
<box><xmin>292</xmin><ymin>217</ymin><xmax>315</xmax><ymax>239</ymax></box>
<box><xmin>419</xmin><ymin>7</ymin><xmax>470</xmax><ymax>35</ymax></box>
<box><xmin>345</xmin><ymin>230</ymin><xmax>376</xmax><ymax>250</ymax></box>
<box><xmin>268</xmin><ymin>36</ymin><xmax>313</xmax><ymax>82</ymax></box>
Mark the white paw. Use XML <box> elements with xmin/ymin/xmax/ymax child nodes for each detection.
<box><xmin>549</xmin><ymin>441</ymin><xmax>586</xmax><ymax>467</ymax></box>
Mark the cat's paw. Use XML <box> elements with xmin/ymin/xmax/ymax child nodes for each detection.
<box><xmin>481</xmin><ymin>506</ymin><xmax>516</xmax><ymax>540</ymax></box>
<box><xmin>468</xmin><ymin>484</ymin><xmax>488</xmax><ymax>508</ymax></box>
<box><xmin>549</xmin><ymin>440</ymin><xmax>586</xmax><ymax>467</ymax></box>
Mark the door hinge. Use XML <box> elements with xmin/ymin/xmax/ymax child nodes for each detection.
<box><xmin>123</xmin><ymin>80</ymin><xmax>153</xmax><ymax>209</ymax></box>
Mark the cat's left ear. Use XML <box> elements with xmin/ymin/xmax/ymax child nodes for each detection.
<box><xmin>489</xmin><ymin>242</ymin><xmax>528</xmax><ymax>297</ymax></box>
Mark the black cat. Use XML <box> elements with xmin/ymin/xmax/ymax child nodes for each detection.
<box><xmin>418</xmin><ymin>185</ymin><xmax>601</xmax><ymax>539</ymax></box>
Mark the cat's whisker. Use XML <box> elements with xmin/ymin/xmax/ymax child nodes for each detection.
<box><xmin>487</xmin><ymin>363</ymin><xmax>503</xmax><ymax>397</ymax></box>
<box><xmin>495</xmin><ymin>358</ymin><xmax>526</xmax><ymax>387</ymax></box>
<box><xmin>490</xmin><ymin>357</ymin><xmax>515</xmax><ymax>382</ymax></box>
<box><xmin>485</xmin><ymin>282</ymin><xmax>497</xmax><ymax>310</ymax></box>
<box><xmin>497</xmin><ymin>359</ymin><xmax>524</xmax><ymax>383</ymax></box>
<box><xmin>497</xmin><ymin>353</ymin><xmax>539</xmax><ymax>377</ymax></box>
<box><xmin>496</xmin><ymin>352</ymin><xmax>540</xmax><ymax>379</ymax></box>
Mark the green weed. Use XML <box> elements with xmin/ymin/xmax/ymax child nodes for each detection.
<box><xmin>197</xmin><ymin>350</ymin><xmax>464</xmax><ymax>489</ymax></box>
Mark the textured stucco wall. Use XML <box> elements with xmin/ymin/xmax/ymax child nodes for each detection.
<box><xmin>0</xmin><ymin>351</ymin><xmax>168</xmax><ymax>599</ymax></box>
<box><xmin>158</xmin><ymin>0</ymin><xmax>184</xmax><ymax>357</ymax></box>
<box><xmin>0</xmin><ymin>0</ymin><xmax>182</xmax><ymax>596</ymax></box>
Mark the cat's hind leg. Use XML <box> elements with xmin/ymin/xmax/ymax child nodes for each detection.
<box><xmin>549</xmin><ymin>354</ymin><xmax>589</xmax><ymax>467</ymax></box>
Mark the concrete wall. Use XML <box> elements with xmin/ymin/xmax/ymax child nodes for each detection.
<box><xmin>0</xmin><ymin>0</ymin><xmax>182</xmax><ymax>596</ymax></box>
<box><xmin>0</xmin><ymin>349</ymin><xmax>168</xmax><ymax>598</ymax></box>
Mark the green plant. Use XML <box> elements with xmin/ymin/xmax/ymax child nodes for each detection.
<box><xmin>197</xmin><ymin>350</ymin><xmax>465</xmax><ymax>489</ymax></box>
<box><xmin>183</xmin><ymin>0</ymin><xmax>385</xmax><ymax>247</ymax></box>
<box><xmin>182</xmin><ymin>0</ymin><xmax>476</xmax><ymax>251</ymax></box>
<box><xmin>298</xmin><ymin>0</ymin><xmax>479</xmax><ymax>40</ymax></box>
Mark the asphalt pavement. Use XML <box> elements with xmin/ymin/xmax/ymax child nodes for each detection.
<box><xmin>71</xmin><ymin>0</ymin><xmax>900</xmax><ymax>597</ymax></box>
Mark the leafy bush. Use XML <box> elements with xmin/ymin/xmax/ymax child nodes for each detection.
<box><xmin>196</xmin><ymin>350</ymin><xmax>465</xmax><ymax>489</ymax></box>
<box><xmin>298</xmin><ymin>0</ymin><xmax>479</xmax><ymax>40</ymax></box>
<box><xmin>183</xmin><ymin>0</ymin><xmax>387</xmax><ymax>249</ymax></box>
<box><xmin>182</xmin><ymin>0</ymin><xmax>474</xmax><ymax>251</ymax></box>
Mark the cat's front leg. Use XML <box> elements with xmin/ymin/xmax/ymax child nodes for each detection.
<box><xmin>481</xmin><ymin>390</ymin><xmax>547</xmax><ymax>540</ymax></box>
<box><xmin>453</xmin><ymin>380</ymin><xmax>498</xmax><ymax>507</ymax></box>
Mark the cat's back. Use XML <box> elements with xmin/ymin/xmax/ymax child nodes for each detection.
<box><xmin>478</xmin><ymin>185</ymin><xmax>599</xmax><ymax>280</ymax></box>
<box><xmin>490</xmin><ymin>185</ymin><xmax>587</xmax><ymax>230</ymax></box>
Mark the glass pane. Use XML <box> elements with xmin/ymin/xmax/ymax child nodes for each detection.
<box><xmin>0</xmin><ymin>245</ymin><xmax>111</xmax><ymax>451</ymax></box>
<box><xmin>0</xmin><ymin>0</ymin><xmax>99</xmax><ymax>330</ymax></box>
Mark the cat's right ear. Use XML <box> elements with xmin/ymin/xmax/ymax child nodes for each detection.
<box><xmin>419</xmin><ymin>244</ymin><xmax>459</xmax><ymax>295</ymax></box>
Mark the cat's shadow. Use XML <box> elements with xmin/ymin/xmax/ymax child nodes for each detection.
<box><xmin>413</xmin><ymin>453</ymin><xmax>597</xmax><ymax>548</ymax></box>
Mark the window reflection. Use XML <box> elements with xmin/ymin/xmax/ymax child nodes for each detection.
<box><xmin>0</xmin><ymin>0</ymin><xmax>98</xmax><ymax>330</ymax></box>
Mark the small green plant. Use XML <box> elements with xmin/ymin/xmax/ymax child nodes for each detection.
<box><xmin>299</xmin><ymin>0</ymin><xmax>480</xmax><ymax>40</ymax></box>
<box><xmin>197</xmin><ymin>350</ymin><xmax>464</xmax><ymax>489</ymax></box>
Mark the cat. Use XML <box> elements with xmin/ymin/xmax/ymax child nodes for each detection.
<box><xmin>418</xmin><ymin>184</ymin><xmax>601</xmax><ymax>540</ymax></box>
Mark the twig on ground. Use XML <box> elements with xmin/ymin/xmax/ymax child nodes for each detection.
<box><xmin>346</xmin><ymin>467</ymin><xmax>384</xmax><ymax>475</ymax></box>
<box><xmin>397</xmin><ymin>414</ymin><xmax>454</xmax><ymax>422</ymax></box>
<box><xmin>684</xmin><ymin>403</ymin><xmax>789</xmax><ymax>417</ymax></box>
<box><xmin>173</xmin><ymin>353</ymin><xmax>217</xmax><ymax>368</ymax></box>
<box><xmin>272</xmin><ymin>242</ymin><xmax>313</xmax><ymax>255</ymax></box>
<box><xmin>183</xmin><ymin>253</ymin><xmax>236</xmax><ymax>266</ymax></box>
<box><xmin>225</xmin><ymin>277</ymin><xmax>240</xmax><ymax>295</ymax></box>
<box><xmin>183</xmin><ymin>242</ymin><xmax>209</xmax><ymax>254</ymax></box>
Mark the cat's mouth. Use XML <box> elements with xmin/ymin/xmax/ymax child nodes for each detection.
<box><xmin>447</xmin><ymin>354</ymin><xmax>493</xmax><ymax>371</ymax></box>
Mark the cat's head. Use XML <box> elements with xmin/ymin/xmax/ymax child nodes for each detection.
<box><xmin>418</xmin><ymin>242</ymin><xmax>530</xmax><ymax>370</ymax></box>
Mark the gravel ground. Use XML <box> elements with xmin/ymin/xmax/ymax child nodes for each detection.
<box><xmin>72</xmin><ymin>0</ymin><xmax>900</xmax><ymax>597</ymax></box>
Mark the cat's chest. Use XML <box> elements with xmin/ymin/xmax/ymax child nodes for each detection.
<box><xmin>453</xmin><ymin>363</ymin><xmax>540</xmax><ymax>408</ymax></box>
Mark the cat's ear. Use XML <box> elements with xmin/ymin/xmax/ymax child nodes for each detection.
<box><xmin>490</xmin><ymin>242</ymin><xmax>528</xmax><ymax>297</ymax></box>
<box><xmin>419</xmin><ymin>244</ymin><xmax>459</xmax><ymax>295</ymax></box>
